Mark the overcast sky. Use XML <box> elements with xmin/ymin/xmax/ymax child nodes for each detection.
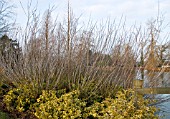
<box><xmin>11</xmin><ymin>0</ymin><xmax>170</xmax><ymax>32</ymax></box>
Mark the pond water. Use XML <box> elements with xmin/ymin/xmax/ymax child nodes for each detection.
<box><xmin>136</xmin><ymin>71</ymin><xmax>170</xmax><ymax>119</ymax></box>
<box><xmin>160</xmin><ymin>101</ymin><xmax>170</xmax><ymax>119</ymax></box>
<box><xmin>157</xmin><ymin>94</ymin><xmax>170</xmax><ymax>119</ymax></box>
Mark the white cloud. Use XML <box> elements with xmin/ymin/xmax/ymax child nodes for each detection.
<box><xmin>9</xmin><ymin>0</ymin><xmax>170</xmax><ymax>30</ymax></box>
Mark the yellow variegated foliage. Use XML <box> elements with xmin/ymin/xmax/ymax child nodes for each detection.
<box><xmin>84</xmin><ymin>89</ymin><xmax>158</xmax><ymax>119</ymax></box>
<box><xmin>34</xmin><ymin>90</ymin><xmax>86</xmax><ymax>119</ymax></box>
<box><xmin>3</xmin><ymin>84</ymin><xmax>37</xmax><ymax>112</ymax></box>
<box><xmin>3</xmin><ymin>86</ymin><xmax>158</xmax><ymax>119</ymax></box>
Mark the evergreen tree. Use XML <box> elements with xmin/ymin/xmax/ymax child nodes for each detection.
<box><xmin>0</xmin><ymin>34</ymin><xmax>21</xmax><ymax>65</ymax></box>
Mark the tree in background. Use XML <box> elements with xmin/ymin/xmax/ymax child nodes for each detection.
<box><xmin>0</xmin><ymin>34</ymin><xmax>21</xmax><ymax>68</ymax></box>
<box><xmin>0</xmin><ymin>0</ymin><xmax>14</xmax><ymax>36</ymax></box>
<box><xmin>166</xmin><ymin>43</ymin><xmax>170</xmax><ymax>60</ymax></box>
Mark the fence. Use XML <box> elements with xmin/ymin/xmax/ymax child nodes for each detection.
<box><xmin>133</xmin><ymin>79</ymin><xmax>170</xmax><ymax>94</ymax></box>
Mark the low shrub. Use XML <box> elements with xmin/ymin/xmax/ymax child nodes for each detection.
<box><xmin>3</xmin><ymin>84</ymin><xmax>37</xmax><ymax>112</ymax></box>
<box><xmin>3</xmin><ymin>86</ymin><xmax>158</xmax><ymax>119</ymax></box>
<box><xmin>0</xmin><ymin>81</ymin><xmax>16</xmax><ymax>98</ymax></box>
<box><xmin>33</xmin><ymin>90</ymin><xmax>86</xmax><ymax>119</ymax></box>
<box><xmin>33</xmin><ymin>89</ymin><xmax>158</xmax><ymax>119</ymax></box>
<box><xmin>85</xmin><ymin>89</ymin><xmax>158</xmax><ymax>119</ymax></box>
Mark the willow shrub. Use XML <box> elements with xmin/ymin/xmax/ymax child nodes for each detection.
<box><xmin>3</xmin><ymin>86</ymin><xmax>159</xmax><ymax>119</ymax></box>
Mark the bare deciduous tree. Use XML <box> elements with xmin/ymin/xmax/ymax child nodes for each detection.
<box><xmin>0</xmin><ymin>0</ymin><xmax>14</xmax><ymax>35</ymax></box>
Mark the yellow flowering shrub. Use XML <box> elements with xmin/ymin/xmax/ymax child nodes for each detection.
<box><xmin>33</xmin><ymin>90</ymin><xmax>86</xmax><ymax>119</ymax></box>
<box><xmin>3</xmin><ymin>86</ymin><xmax>159</xmax><ymax>119</ymax></box>
<box><xmin>0</xmin><ymin>82</ymin><xmax>14</xmax><ymax>97</ymax></box>
<box><xmin>3</xmin><ymin>84</ymin><xmax>37</xmax><ymax>112</ymax></box>
<box><xmin>84</xmin><ymin>89</ymin><xmax>158</xmax><ymax>119</ymax></box>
